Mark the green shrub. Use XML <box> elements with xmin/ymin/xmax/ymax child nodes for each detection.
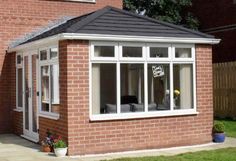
<box><xmin>213</xmin><ymin>122</ymin><xmax>225</xmax><ymax>133</ymax></box>
<box><xmin>53</xmin><ymin>140</ymin><xmax>67</xmax><ymax>149</ymax></box>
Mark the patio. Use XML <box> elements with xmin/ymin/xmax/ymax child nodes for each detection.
<box><xmin>0</xmin><ymin>134</ymin><xmax>236</xmax><ymax>161</ymax></box>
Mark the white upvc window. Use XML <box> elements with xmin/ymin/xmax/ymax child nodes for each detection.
<box><xmin>39</xmin><ymin>47</ymin><xmax>59</xmax><ymax>117</ymax></box>
<box><xmin>90</xmin><ymin>41</ymin><xmax>197</xmax><ymax>121</ymax></box>
<box><xmin>16</xmin><ymin>53</ymin><xmax>23</xmax><ymax>111</ymax></box>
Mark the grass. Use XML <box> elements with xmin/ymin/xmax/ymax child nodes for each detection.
<box><xmin>215</xmin><ymin>118</ymin><xmax>236</xmax><ymax>138</ymax></box>
<box><xmin>104</xmin><ymin>148</ymin><xmax>236</xmax><ymax>161</ymax></box>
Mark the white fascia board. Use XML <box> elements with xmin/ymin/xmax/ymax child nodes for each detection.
<box><xmin>62</xmin><ymin>33</ymin><xmax>221</xmax><ymax>44</ymax></box>
<box><xmin>8</xmin><ymin>33</ymin><xmax>221</xmax><ymax>52</ymax></box>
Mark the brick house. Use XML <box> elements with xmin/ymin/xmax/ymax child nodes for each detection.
<box><xmin>192</xmin><ymin>0</ymin><xmax>236</xmax><ymax>63</ymax></box>
<box><xmin>3</xmin><ymin>0</ymin><xmax>220</xmax><ymax>156</ymax></box>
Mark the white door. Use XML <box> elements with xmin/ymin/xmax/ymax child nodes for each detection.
<box><xmin>23</xmin><ymin>53</ymin><xmax>39</xmax><ymax>142</ymax></box>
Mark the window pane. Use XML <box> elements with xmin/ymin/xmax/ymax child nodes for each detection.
<box><xmin>122</xmin><ymin>47</ymin><xmax>142</xmax><ymax>57</ymax></box>
<box><xmin>50</xmin><ymin>48</ymin><xmax>58</xmax><ymax>59</ymax></box>
<box><xmin>92</xmin><ymin>64</ymin><xmax>117</xmax><ymax>114</ymax></box>
<box><xmin>50</xmin><ymin>64</ymin><xmax>60</xmax><ymax>112</ymax></box>
<box><xmin>175</xmin><ymin>48</ymin><xmax>191</xmax><ymax>58</ymax></box>
<box><xmin>121</xmin><ymin>64</ymin><xmax>144</xmax><ymax>113</ymax></box>
<box><xmin>94</xmin><ymin>46</ymin><xmax>114</xmax><ymax>57</ymax></box>
<box><xmin>150</xmin><ymin>47</ymin><xmax>168</xmax><ymax>58</ymax></box>
<box><xmin>148</xmin><ymin>64</ymin><xmax>170</xmax><ymax>111</ymax></box>
<box><xmin>17</xmin><ymin>55</ymin><xmax>22</xmax><ymax>64</ymax></box>
<box><xmin>173</xmin><ymin>64</ymin><xmax>193</xmax><ymax>109</ymax></box>
<box><xmin>40</xmin><ymin>50</ymin><xmax>47</xmax><ymax>60</ymax></box>
<box><xmin>17</xmin><ymin>68</ymin><xmax>23</xmax><ymax>107</ymax></box>
<box><xmin>41</xmin><ymin>66</ymin><xmax>50</xmax><ymax>112</ymax></box>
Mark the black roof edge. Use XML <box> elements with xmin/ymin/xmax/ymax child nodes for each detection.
<box><xmin>106</xmin><ymin>6</ymin><xmax>214</xmax><ymax>39</ymax></box>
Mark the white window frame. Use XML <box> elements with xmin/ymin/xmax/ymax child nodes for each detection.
<box><xmin>89</xmin><ymin>41</ymin><xmax>198</xmax><ymax>121</ymax></box>
<box><xmin>91</xmin><ymin>41</ymin><xmax>118</xmax><ymax>61</ymax></box>
<box><xmin>15</xmin><ymin>53</ymin><xmax>23</xmax><ymax>112</ymax></box>
<box><xmin>38</xmin><ymin>45</ymin><xmax>59</xmax><ymax>118</ymax></box>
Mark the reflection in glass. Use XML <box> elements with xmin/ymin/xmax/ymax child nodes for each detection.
<box><xmin>148</xmin><ymin>64</ymin><xmax>170</xmax><ymax>111</ymax></box>
<box><xmin>121</xmin><ymin>64</ymin><xmax>144</xmax><ymax>113</ymax></box>
<box><xmin>92</xmin><ymin>64</ymin><xmax>117</xmax><ymax>114</ymax></box>
<box><xmin>173</xmin><ymin>64</ymin><xmax>193</xmax><ymax>109</ymax></box>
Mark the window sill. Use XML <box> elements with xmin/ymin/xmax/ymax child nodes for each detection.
<box><xmin>13</xmin><ymin>108</ymin><xmax>23</xmax><ymax>112</ymax></box>
<box><xmin>38</xmin><ymin>112</ymin><xmax>59</xmax><ymax>120</ymax></box>
<box><xmin>90</xmin><ymin>110</ymin><xmax>199</xmax><ymax>121</ymax></box>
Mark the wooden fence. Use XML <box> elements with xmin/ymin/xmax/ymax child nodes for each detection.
<box><xmin>213</xmin><ymin>61</ymin><xmax>236</xmax><ymax>118</ymax></box>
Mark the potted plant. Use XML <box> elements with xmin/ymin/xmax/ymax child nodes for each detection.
<box><xmin>53</xmin><ymin>136</ymin><xmax>67</xmax><ymax>157</ymax></box>
<box><xmin>41</xmin><ymin>130</ymin><xmax>54</xmax><ymax>152</ymax></box>
<box><xmin>213</xmin><ymin>122</ymin><xmax>225</xmax><ymax>143</ymax></box>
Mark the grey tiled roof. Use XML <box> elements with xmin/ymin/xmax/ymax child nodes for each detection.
<box><xmin>20</xmin><ymin>6</ymin><xmax>214</xmax><ymax>45</ymax></box>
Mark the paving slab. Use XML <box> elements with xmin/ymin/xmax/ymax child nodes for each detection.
<box><xmin>0</xmin><ymin>134</ymin><xmax>236</xmax><ymax>161</ymax></box>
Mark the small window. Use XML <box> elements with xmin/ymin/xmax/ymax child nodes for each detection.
<box><xmin>17</xmin><ymin>55</ymin><xmax>22</xmax><ymax>64</ymax></box>
<box><xmin>150</xmin><ymin>47</ymin><xmax>168</xmax><ymax>58</ymax></box>
<box><xmin>17</xmin><ymin>68</ymin><xmax>23</xmax><ymax>108</ymax></box>
<box><xmin>50</xmin><ymin>48</ymin><xmax>58</xmax><ymax>59</ymax></box>
<box><xmin>40</xmin><ymin>50</ymin><xmax>47</xmax><ymax>60</ymax></box>
<box><xmin>94</xmin><ymin>46</ymin><xmax>115</xmax><ymax>57</ymax></box>
<box><xmin>175</xmin><ymin>48</ymin><xmax>192</xmax><ymax>58</ymax></box>
<box><xmin>122</xmin><ymin>47</ymin><xmax>142</xmax><ymax>57</ymax></box>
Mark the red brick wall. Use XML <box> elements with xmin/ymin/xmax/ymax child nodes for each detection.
<box><xmin>192</xmin><ymin>0</ymin><xmax>236</xmax><ymax>63</ymax></box>
<box><xmin>1</xmin><ymin>0</ymin><xmax>122</xmax><ymax>133</ymax></box>
<box><xmin>192</xmin><ymin>0</ymin><xmax>236</xmax><ymax>29</ymax></box>
<box><xmin>60</xmin><ymin>40</ymin><xmax>213</xmax><ymax>155</ymax></box>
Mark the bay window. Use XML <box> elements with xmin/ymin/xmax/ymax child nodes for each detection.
<box><xmin>39</xmin><ymin>47</ymin><xmax>59</xmax><ymax>116</ymax></box>
<box><xmin>90</xmin><ymin>42</ymin><xmax>196</xmax><ymax>120</ymax></box>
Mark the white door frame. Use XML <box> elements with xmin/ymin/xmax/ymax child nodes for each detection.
<box><xmin>22</xmin><ymin>51</ymin><xmax>39</xmax><ymax>142</ymax></box>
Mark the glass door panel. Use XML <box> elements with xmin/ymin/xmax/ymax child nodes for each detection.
<box><xmin>24</xmin><ymin>56</ymin><xmax>29</xmax><ymax>130</ymax></box>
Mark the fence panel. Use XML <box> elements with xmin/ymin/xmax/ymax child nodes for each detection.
<box><xmin>213</xmin><ymin>62</ymin><xmax>236</xmax><ymax>118</ymax></box>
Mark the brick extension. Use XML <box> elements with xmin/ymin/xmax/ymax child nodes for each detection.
<box><xmin>3</xmin><ymin>1</ymin><xmax>214</xmax><ymax>156</ymax></box>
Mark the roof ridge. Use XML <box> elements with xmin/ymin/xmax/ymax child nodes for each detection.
<box><xmin>66</xmin><ymin>6</ymin><xmax>112</xmax><ymax>33</ymax></box>
<box><xmin>107</xmin><ymin>6</ymin><xmax>214</xmax><ymax>38</ymax></box>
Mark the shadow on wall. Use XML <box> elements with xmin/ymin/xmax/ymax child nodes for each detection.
<box><xmin>0</xmin><ymin>52</ymin><xmax>15</xmax><ymax>133</ymax></box>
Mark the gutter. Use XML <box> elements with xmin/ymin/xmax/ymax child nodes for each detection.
<box><xmin>7</xmin><ymin>33</ymin><xmax>221</xmax><ymax>53</ymax></box>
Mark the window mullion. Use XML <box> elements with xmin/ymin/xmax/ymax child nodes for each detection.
<box><xmin>117</xmin><ymin>62</ymin><xmax>121</xmax><ymax>114</ymax></box>
<box><xmin>144</xmin><ymin>62</ymin><xmax>148</xmax><ymax>112</ymax></box>
<box><xmin>49</xmin><ymin>65</ymin><xmax>52</xmax><ymax>113</ymax></box>
<box><xmin>170</xmin><ymin>46</ymin><xmax>174</xmax><ymax>111</ymax></box>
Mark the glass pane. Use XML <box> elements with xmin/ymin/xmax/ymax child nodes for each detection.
<box><xmin>148</xmin><ymin>64</ymin><xmax>170</xmax><ymax>111</ymax></box>
<box><xmin>50</xmin><ymin>64</ymin><xmax>59</xmax><ymax>114</ymax></box>
<box><xmin>94</xmin><ymin>46</ymin><xmax>114</xmax><ymax>57</ymax></box>
<box><xmin>17</xmin><ymin>68</ymin><xmax>23</xmax><ymax>108</ymax></box>
<box><xmin>122</xmin><ymin>47</ymin><xmax>142</xmax><ymax>57</ymax></box>
<box><xmin>17</xmin><ymin>55</ymin><xmax>22</xmax><ymax>64</ymax></box>
<box><xmin>32</xmin><ymin>55</ymin><xmax>37</xmax><ymax>132</ymax></box>
<box><xmin>175</xmin><ymin>48</ymin><xmax>191</xmax><ymax>58</ymax></box>
<box><xmin>50</xmin><ymin>48</ymin><xmax>58</xmax><ymax>59</ymax></box>
<box><xmin>41</xmin><ymin>66</ymin><xmax>50</xmax><ymax>112</ymax></box>
<box><xmin>40</xmin><ymin>50</ymin><xmax>47</xmax><ymax>60</ymax></box>
<box><xmin>24</xmin><ymin>56</ymin><xmax>29</xmax><ymax>130</ymax></box>
<box><xmin>121</xmin><ymin>64</ymin><xmax>144</xmax><ymax>113</ymax></box>
<box><xmin>92</xmin><ymin>64</ymin><xmax>117</xmax><ymax>114</ymax></box>
<box><xmin>173</xmin><ymin>64</ymin><xmax>193</xmax><ymax>109</ymax></box>
<box><xmin>150</xmin><ymin>47</ymin><xmax>168</xmax><ymax>58</ymax></box>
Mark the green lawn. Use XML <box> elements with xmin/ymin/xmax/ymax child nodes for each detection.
<box><xmin>104</xmin><ymin>148</ymin><xmax>236</xmax><ymax>161</ymax></box>
<box><xmin>215</xmin><ymin>119</ymin><xmax>236</xmax><ymax>138</ymax></box>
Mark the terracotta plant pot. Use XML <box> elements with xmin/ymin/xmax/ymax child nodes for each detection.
<box><xmin>41</xmin><ymin>145</ymin><xmax>51</xmax><ymax>152</ymax></box>
<box><xmin>54</xmin><ymin>147</ymin><xmax>67</xmax><ymax>157</ymax></box>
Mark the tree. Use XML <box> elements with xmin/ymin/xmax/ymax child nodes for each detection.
<box><xmin>123</xmin><ymin>0</ymin><xmax>199</xmax><ymax>30</ymax></box>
